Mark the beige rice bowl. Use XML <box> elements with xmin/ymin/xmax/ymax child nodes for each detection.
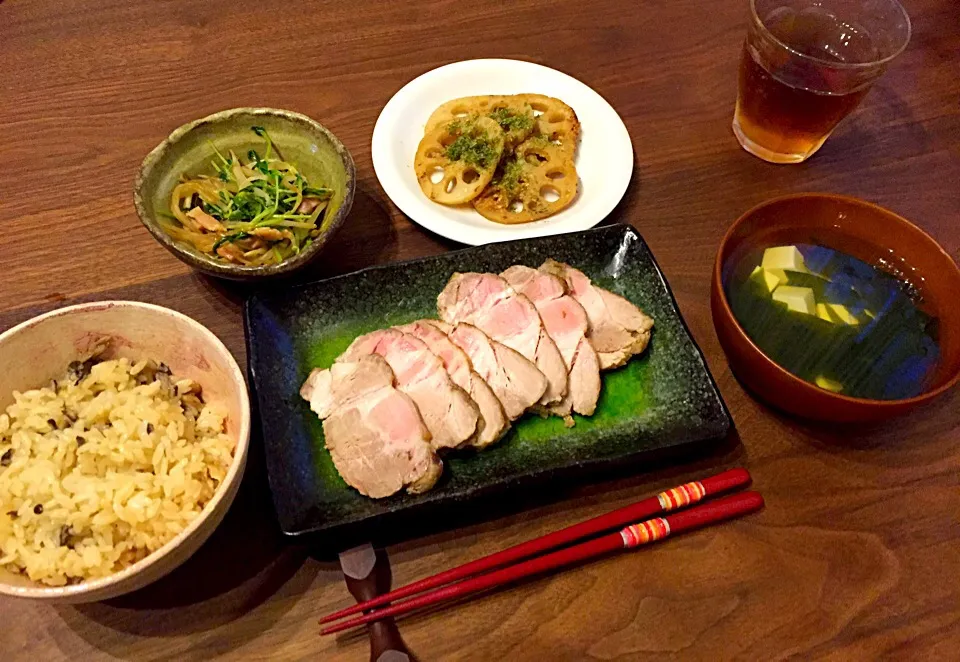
<box><xmin>0</xmin><ymin>302</ymin><xmax>250</xmax><ymax>601</ymax></box>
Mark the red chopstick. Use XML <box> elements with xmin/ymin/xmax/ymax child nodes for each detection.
<box><xmin>321</xmin><ymin>468</ymin><xmax>750</xmax><ymax>625</ymax></box>
<box><xmin>321</xmin><ymin>491</ymin><xmax>763</xmax><ymax>635</ymax></box>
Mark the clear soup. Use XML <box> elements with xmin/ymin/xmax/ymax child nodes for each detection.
<box><xmin>724</xmin><ymin>240</ymin><xmax>940</xmax><ymax>400</ymax></box>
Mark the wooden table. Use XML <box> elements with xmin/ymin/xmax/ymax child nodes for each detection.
<box><xmin>2</xmin><ymin>0</ymin><xmax>958</xmax><ymax>659</ymax></box>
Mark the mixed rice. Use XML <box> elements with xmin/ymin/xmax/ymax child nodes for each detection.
<box><xmin>0</xmin><ymin>356</ymin><xmax>234</xmax><ymax>586</ymax></box>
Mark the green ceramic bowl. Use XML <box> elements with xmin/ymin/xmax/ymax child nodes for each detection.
<box><xmin>134</xmin><ymin>108</ymin><xmax>356</xmax><ymax>280</ymax></box>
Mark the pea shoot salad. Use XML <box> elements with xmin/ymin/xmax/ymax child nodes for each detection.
<box><xmin>165</xmin><ymin>126</ymin><xmax>332</xmax><ymax>266</ymax></box>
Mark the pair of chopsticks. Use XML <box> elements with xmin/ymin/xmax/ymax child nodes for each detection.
<box><xmin>321</xmin><ymin>468</ymin><xmax>760</xmax><ymax>635</ymax></box>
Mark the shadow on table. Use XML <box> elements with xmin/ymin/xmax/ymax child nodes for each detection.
<box><xmin>323</xmin><ymin>427</ymin><xmax>745</xmax><ymax>648</ymax></box>
<box><xmin>294</xmin><ymin>183</ymin><xmax>400</xmax><ymax>283</ymax></box>
<box><xmin>307</xmin><ymin>426</ymin><xmax>745</xmax><ymax>560</ymax></box>
<box><xmin>728</xmin><ymin>365</ymin><xmax>960</xmax><ymax>457</ymax></box>
<box><xmin>604</xmin><ymin>162</ymin><xmax>641</xmax><ymax>228</ymax></box>
<box><xmin>54</xmin><ymin>420</ymin><xmax>317</xmax><ymax>657</ymax></box>
<box><xmin>812</xmin><ymin>85</ymin><xmax>925</xmax><ymax>169</ymax></box>
<box><xmin>786</xmin><ymin>390</ymin><xmax>960</xmax><ymax>456</ymax></box>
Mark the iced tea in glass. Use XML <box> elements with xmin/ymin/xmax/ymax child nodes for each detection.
<box><xmin>733</xmin><ymin>0</ymin><xmax>910</xmax><ymax>163</ymax></box>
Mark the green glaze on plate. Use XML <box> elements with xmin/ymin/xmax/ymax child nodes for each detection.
<box><xmin>134</xmin><ymin>107</ymin><xmax>356</xmax><ymax>280</ymax></box>
<box><xmin>245</xmin><ymin>224</ymin><xmax>731</xmax><ymax>537</ymax></box>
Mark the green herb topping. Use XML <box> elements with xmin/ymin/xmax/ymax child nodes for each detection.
<box><xmin>444</xmin><ymin>124</ymin><xmax>501</xmax><ymax>169</ymax></box>
<box><xmin>489</xmin><ymin>107</ymin><xmax>535</xmax><ymax>132</ymax></box>
<box><xmin>495</xmin><ymin>157</ymin><xmax>527</xmax><ymax>194</ymax></box>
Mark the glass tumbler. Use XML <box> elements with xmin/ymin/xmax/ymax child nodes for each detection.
<box><xmin>733</xmin><ymin>0</ymin><xmax>911</xmax><ymax>164</ymax></box>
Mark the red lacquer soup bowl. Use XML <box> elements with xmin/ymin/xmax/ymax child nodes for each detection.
<box><xmin>712</xmin><ymin>193</ymin><xmax>960</xmax><ymax>423</ymax></box>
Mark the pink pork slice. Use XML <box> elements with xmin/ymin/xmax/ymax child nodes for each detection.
<box><xmin>300</xmin><ymin>355</ymin><xmax>441</xmax><ymax>498</ymax></box>
<box><xmin>397</xmin><ymin>320</ymin><xmax>509</xmax><ymax>448</ymax></box>
<box><xmin>540</xmin><ymin>259</ymin><xmax>654</xmax><ymax>370</ymax></box>
<box><xmin>437</xmin><ymin>272</ymin><xmax>568</xmax><ymax>407</ymax></box>
<box><xmin>427</xmin><ymin>320</ymin><xmax>546</xmax><ymax>421</ymax></box>
<box><xmin>501</xmin><ymin>265</ymin><xmax>601</xmax><ymax>418</ymax></box>
<box><xmin>341</xmin><ymin>328</ymin><xmax>479</xmax><ymax>450</ymax></box>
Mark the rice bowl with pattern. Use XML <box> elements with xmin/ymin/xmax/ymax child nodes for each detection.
<box><xmin>0</xmin><ymin>301</ymin><xmax>250</xmax><ymax>602</ymax></box>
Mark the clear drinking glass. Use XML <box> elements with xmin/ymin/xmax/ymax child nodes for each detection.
<box><xmin>733</xmin><ymin>0</ymin><xmax>911</xmax><ymax>164</ymax></box>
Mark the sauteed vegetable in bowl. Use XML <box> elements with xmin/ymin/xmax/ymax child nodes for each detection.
<box><xmin>135</xmin><ymin>108</ymin><xmax>356</xmax><ymax>280</ymax></box>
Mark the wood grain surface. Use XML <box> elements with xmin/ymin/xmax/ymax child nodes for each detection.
<box><xmin>2</xmin><ymin>0</ymin><xmax>959</xmax><ymax>659</ymax></box>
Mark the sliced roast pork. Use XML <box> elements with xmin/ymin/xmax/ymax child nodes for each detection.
<box><xmin>428</xmin><ymin>320</ymin><xmax>546</xmax><ymax>420</ymax></box>
<box><xmin>437</xmin><ymin>272</ymin><xmax>568</xmax><ymax>406</ymax></box>
<box><xmin>501</xmin><ymin>265</ymin><xmax>601</xmax><ymax>419</ymax></box>
<box><xmin>541</xmin><ymin>259</ymin><xmax>654</xmax><ymax>370</ymax></box>
<box><xmin>300</xmin><ymin>355</ymin><xmax>441</xmax><ymax>498</ymax></box>
<box><xmin>397</xmin><ymin>320</ymin><xmax>509</xmax><ymax>448</ymax></box>
<box><xmin>340</xmin><ymin>328</ymin><xmax>479</xmax><ymax>450</ymax></box>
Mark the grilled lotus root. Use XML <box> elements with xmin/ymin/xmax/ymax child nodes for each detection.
<box><xmin>487</xmin><ymin>99</ymin><xmax>538</xmax><ymax>148</ymax></box>
<box><xmin>415</xmin><ymin>116</ymin><xmax>505</xmax><ymax>205</ymax></box>
<box><xmin>426</xmin><ymin>96</ymin><xmax>537</xmax><ymax>149</ymax></box>
<box><xmin>515</xmin><ymin>94</ymin><xmax>581</xmax><ymax>154</ymax></box>
<box><xmin>472</xmin><ymin>137</ymin><xmax>578</xmax><ymax>224</ymax></box>
<box><xmin>425</xmin><ymin>95</ymin><xmax>506</xmax><ymax>134</ymax></box>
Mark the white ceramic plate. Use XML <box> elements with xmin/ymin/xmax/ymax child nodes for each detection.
<box><xmin>372</xmin><ymin>59</ymin><xmax>634</xmax><ymax>246</ymax></box>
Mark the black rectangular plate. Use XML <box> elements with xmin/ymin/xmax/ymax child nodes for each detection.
<box><xmin>244</xmin><ymin>224</ymin><xmax>731</xmax><ymax>538</ymax></box>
